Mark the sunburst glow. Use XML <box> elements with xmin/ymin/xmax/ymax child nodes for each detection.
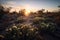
<box><xmin>25</xmin><ymin>9</ymin><xmax>31</xmax><ymax>16</ymax></box>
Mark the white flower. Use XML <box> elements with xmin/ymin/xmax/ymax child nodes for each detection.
<box><xmin>12</xmin><ymin>25</ymin><xmax>17</xmax><ymax>28</ymax></box>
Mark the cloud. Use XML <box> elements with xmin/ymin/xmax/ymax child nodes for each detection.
<box><xmin>1</xmin><ymin>1</ymin><xmax>17</xmax><ymax>7</ymax></box>
<box><xmin>6</xmin><ymin>1</ymin><xmax>16</xmax><ymax>5</ymax></box>
<box><xmin>0</xmin><ymin>1</ymin><xmax>24</xmax><ymax>12</ymax></box>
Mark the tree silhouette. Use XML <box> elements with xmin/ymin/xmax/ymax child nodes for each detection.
<box><xmin>58</xmin><ymin>5</ymin><xmax>60</xmax><ymax>12</ymax></box>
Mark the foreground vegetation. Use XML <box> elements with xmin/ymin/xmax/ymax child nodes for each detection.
<box><xmin>0</xmin><ymin>5</ymin><xmax>60</xmax><ymax>40</ymax></box>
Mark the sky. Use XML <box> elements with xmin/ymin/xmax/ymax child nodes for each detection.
<box><xmin>0</xmin><ymin>0</ymin><xmax>60</xmax><ymax>12</ymax></box>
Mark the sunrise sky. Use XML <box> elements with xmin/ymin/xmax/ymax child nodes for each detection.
<box><xmin>0</xmin><ymin>0</ymin><xmax>60</xmax><ymax>12</ymax></box>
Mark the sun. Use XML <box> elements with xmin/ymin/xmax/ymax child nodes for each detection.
<box><xmin>25</xmin><ymin>9</ymin><xmax>31</xmax><ymax>16</ymax></box>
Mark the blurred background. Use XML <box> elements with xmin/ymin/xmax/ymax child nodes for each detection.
<box><xmin>0</xmin><ymin>0</ymin><xmax>60</xmax><ymax>40</ymax></box>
